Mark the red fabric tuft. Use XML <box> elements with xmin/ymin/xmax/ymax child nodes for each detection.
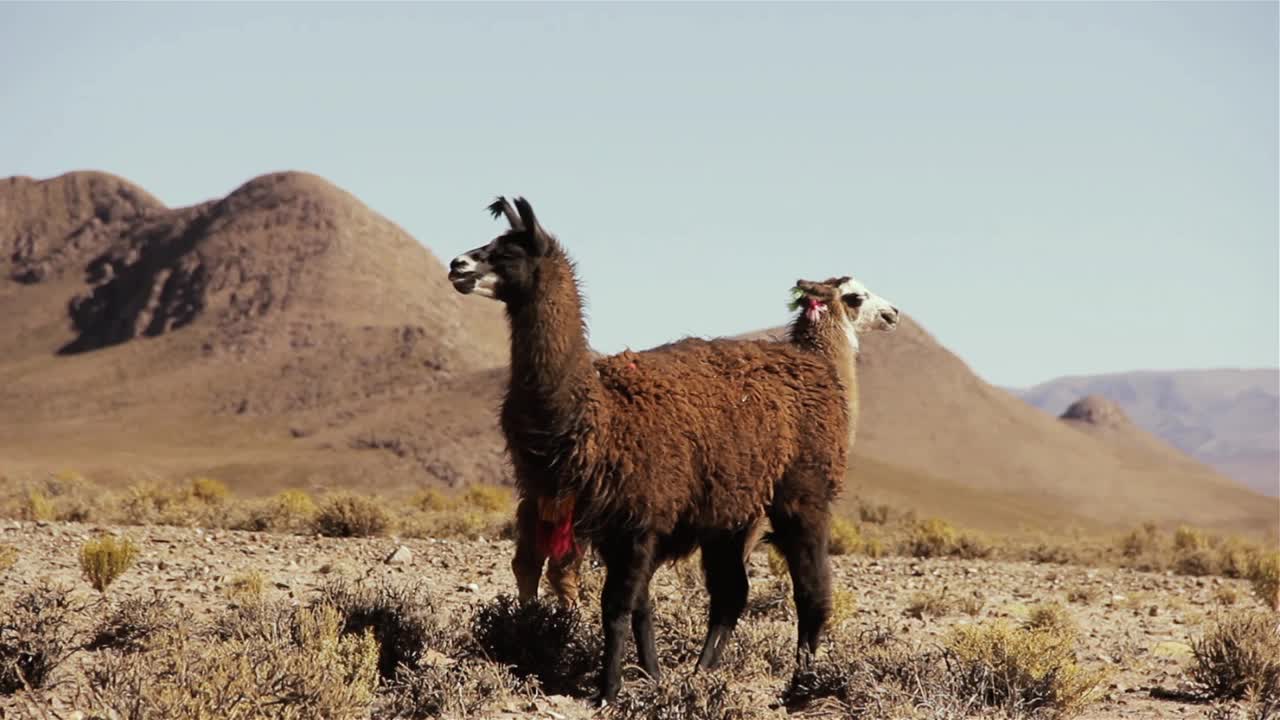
<box><xmin>535</xmin><ymin>495</ymin><xmax>577</xmax><ymax>562</ymax></box>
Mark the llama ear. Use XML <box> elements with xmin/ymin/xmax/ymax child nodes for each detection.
<box><xmin>513</xmin><ymin>197</ymin><xmax>550</xmax><ymax>256</ymax></box>
<box><xmin>487</xmin><ymin>197</ymin><xmax>523</xmax><ymax>230</ymax></box>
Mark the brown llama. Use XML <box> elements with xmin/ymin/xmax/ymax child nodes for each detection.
<box><xmin>448</xmin><ymin>197</ymin><xmax>889</xmax><ymax>702</ymax></box>
<box><xmin>511</xmin><ymin>275</ymin><xmax>899</xmax><ymax>609</ymax></box>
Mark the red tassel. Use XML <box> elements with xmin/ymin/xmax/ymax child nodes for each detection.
<box><xmin>535</xmin><ymin>495</ymin><xmax>577</xmax><ymax>562</ymax></box>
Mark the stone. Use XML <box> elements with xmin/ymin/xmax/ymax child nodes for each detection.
<box><xmin>385</xmin><ymin>545</ymin><xmax>413</xmax><ymax>565</ymax></box>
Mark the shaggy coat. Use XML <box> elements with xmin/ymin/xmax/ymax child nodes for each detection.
<box><xmin>449</xmin><ymin>198</ymin><xmax>854</xmax><ymax>702</ymax></box>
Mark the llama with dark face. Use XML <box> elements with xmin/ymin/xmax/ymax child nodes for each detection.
<box><xmin>448</xmin><ymin>197</ymin><xmax>893</xmax><ymax>702</ymax></box>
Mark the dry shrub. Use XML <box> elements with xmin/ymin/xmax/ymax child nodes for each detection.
<box><xmin>238</xmin><ymin>489</ymin><xmax>316</xmax><ymax>533</ymax></box>
<box><xmin>312</xmin><ymin>493</ymin><xmax>390</xmax><ymax>538</ymax></box>
<box><xmin>829</xmin><ymin>517</ymin><xmax>863</xmax><ymax>556</ymax></box>
<box><xmin>224</xmin><ymin>571</ymin><xmax>266</xmax><ymax>602</ymax></box>
<box><xmin>461</xmin><ymin>484</ymin><xmax>512</xmax><ymax>513</ymax></box>
<box><xmin>1216</xmin><ymin>585</ymin><xmax>1241</xmax><ymax>607</ymax></box>
<box><xmin>857</xmin><ymin>498</ymin><xmax>893</xmax><ymax>525</ymax></box>
<box><xmin>0</xmin><ymin>583</ymin><xmax>85</xmax><ymax>694</ymax></box>
<box><xmin>957</xmin><ymin>591</ymin><xmax>985</xmax><ymax>617</ymax></box>
<box><xmin>1066</xmin><ymin>585</ymin><xmax>1100</xmax><ymax>605</ymax></box>
<box><xmin>1249</xmin><ymin>551</ymin><xmax>1280</xmax><ymax>611</ymax></box>
<box><xmin>0</xmin><ymin>544</ymin><xmax>16</xmax><ymax>573</ymax></box>
<box><xmin>783</xmin><ymin>627</ymin><xmax>975</xmax><ymax>718</ymax></box>
<box><xmin>831</xmin><ymin>589</ymin><xmax>858</xmax><ymax>627</ymax></box>
<box><xmin>190</xmin><ymin>476</ymin><xmax>229</xmax><ymax>505</ymax></box>
<box><xmin>88</xmin><ymin>594</ymin><xmax>184</xmax><ymax>653</ymax></box>
<box><xmin>116</xmin><ymin>479</ymin><xmax>229</xmax><ymax>527</ymax></box>
<box><xmin>79</xmin><ymin>534</ymin><xmax>139</xmax><ymax>593</ymax></box>
<box><xmin>86</xmin><ymin>603</ymin><xmax>380</xmax><ymax>720</ymax></box>
<box><xmin>610</xmin><ymin>672</ymin><xmax>775</xmax><ymax>720</ymax></box>
<box><xmin>1024</xmin><ymin>602</ymin><xmax>1076</xmax><ymax>635</ymax></box>
<box><xmin>470</xmin><ymin>595</ymin><xmax>599</xmax><ymax>696</ymax></box>
<box><xmin>906</xmin><ymin>588</ymin><xmax>953</xmax><ymax>620</ymax></box>
<box><xmin>767</xmin><ymin>546</ymin><xmax>789</xmax><ymax>579</ymax></box>
<box><xmin>907</xmin><ymin>518</ymin><xmax>956</xmax><ymax>558</ymax></box>
<box><xmin>1</xmin><ymin>471</ymin><xmax>98</xmax><ymax>522</ymax></box>
<box><xmin>1190</xmin><ymin>611</ymin><xmax>1280</xmax><ymax>701</ymax></box>
<box><xmin>383</xmin><ymin>658</ymin><xmax>532</xmax><ymax>719</ymax></box>
<box><xmin>317</xmin><ymin>579</ymin><xmax>450</xmax><ymax>678</ymax></box>
<box><xmin>954</xmin><ymin>532</ymin><xmax>995</xmax><ymax>560</ymax></box>
<box><xmin>1216</xmin><ymin>538</ymin><xmax>1259</xmax><ymax>580</ymax></box>
<box><xmin>412</xmin><ymin>488</ymin><xmax>457</xmax><ymax>512</ymax></box>
<box><xmin>945</xmin><ymin>620</ymin><xmax>1104</xmax><ymax>719</ymax></box>
<box><xmin>400</xmin><ymin>509</ymin><xmax>505</xmax><ymax>541</ymax></box>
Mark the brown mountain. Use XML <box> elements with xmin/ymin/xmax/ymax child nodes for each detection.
<box><xmin>2</xmin><ymin>171</ymin><xmax>1273</xmax><ymax>538</ymax></box>
<box><xmin>1</xmin><ymin>171</ymin><xmax>510</xmax><ymax>491</ymax></box>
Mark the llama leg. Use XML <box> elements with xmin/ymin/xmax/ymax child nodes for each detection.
<box><xmin>597</xmin><ymin>533</ymin><xmax>656</xmax><ymax>704</ymax></box>
<box><xmin>770</xmin><ymin>508</ymin><xmax>832</xmax><ymax>667</ymax></box>
<box><xmin>547</xmin><ymin>539</ymin><xmax>584</xmax><ymax>609</ymax></box>
<box><xmin>695</xmin><ymin>536</ymin><xmax>750</xmax><ymax>670</ymax></box>
<box><xmin>511</xmin><ymin>495</ymin><xmax>547</xmax><ymax>603</ymax></box>
<box><xmin>631</xmin><ymin>568</ymin><xmax>661</xmax><ymax>681</ymax></box>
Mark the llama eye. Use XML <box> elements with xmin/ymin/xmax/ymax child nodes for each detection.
<box><xmin>842</xmin><ymin>293</ymin><xmax>865</xmax><ymax>308</ymax></box>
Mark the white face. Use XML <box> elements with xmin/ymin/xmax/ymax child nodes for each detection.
<box><xmin>834</xmin><ymin>274</ymin><xmax>896</xmax><ymax>351</ymax></box>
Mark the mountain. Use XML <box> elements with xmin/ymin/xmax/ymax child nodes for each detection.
<box><xmin>1</xmin><ymin>171</ymin><xmax>511</xmax><ymax>491</ymax></box>
<box><xmin>1015</xmin><ymin>370</ymin><xmax>1279</xmax><ymax>497</ymax></box>
<box><xmin>2</xmin><ymin>171</ymin><xmax>1274</xmax><ymax>539</ymax></box>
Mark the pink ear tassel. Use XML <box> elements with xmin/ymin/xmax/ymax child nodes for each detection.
<box><xmin>805</xmin><ymin>299</ymin><xmax>828</xmax><ymax>323</ymax></box>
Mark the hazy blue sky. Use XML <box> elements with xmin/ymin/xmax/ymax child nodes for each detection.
<box><xmin>2</xmin><ymin>2</ymin><xmax>1276</xmax><ymax>387</ymax></box>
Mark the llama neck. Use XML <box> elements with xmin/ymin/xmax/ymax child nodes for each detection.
<box><xmin>789</xmin><ymin>315</ymin><xmax>860</xmax><ymax>433</ymax></box>
<box><xmin>504</xmin><ymin>251</ymin><xmax>602</xmax><ymax>443</ymax></box>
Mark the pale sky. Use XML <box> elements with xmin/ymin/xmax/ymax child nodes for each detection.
<box><xmin>2</xmin><ymin>2</ymin><xmax>1276</xmax><ymax>387</ymax></box>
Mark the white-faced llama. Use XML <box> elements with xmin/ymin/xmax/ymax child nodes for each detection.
<box><xmin>448</xmin><ymin>197</ymin><xmax>897</xmax><ymax>702</ymax></box>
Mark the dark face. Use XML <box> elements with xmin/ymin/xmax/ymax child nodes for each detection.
<box><xmin>448</xmin><ymin>197</ymin><xmax>549</xmax><ymax>304</ymax></box>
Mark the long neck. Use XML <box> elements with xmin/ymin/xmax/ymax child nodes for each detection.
<box><xmin>505</xmin><ymin>249</ymin><xmax>603</xmax><ymax>444</ymax></box>
<box><xmin>789</xmin><ymin>313</ymin><xmax>860</xmax><ymax>434</ymax></box>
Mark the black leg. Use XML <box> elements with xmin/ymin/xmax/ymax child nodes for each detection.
<box><xmin>631</xmin><ymin>577</ymin><xmax>660</xmax><ymax>681</ymax></box>
<box><xmin>596</xmin><ymin>533</ymin><xmax>655</xmax><ymax>704</ymax></box>
<box><xmin>695</xmin><ymin>534</ymin><xmax>750</xmax><ymax>670</ymax></box>
<box><xmin>769</xmin><ymin>508</ymin><xmax>832</xmax><ymax>664</ymax></box>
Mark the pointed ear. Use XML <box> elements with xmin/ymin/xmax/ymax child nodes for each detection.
<box><xmin>513</xmin><ymin>197</ymin><xmax>550</xmax><ymax>256</ymax></box>
<box><xmin>487</xmin><ymin>197</ymin><xmax>523</xmax><ymax>230</ymax></box>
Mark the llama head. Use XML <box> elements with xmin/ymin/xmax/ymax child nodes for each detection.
<box><xmin>449</xmin><ymin>196</ymin><xmax>553</xmax><ymax>303</ymax></box>
<box><xmin>789</xmin><ymin>275</ymin><xmax>899</xmax><ymax>350</ymax></box>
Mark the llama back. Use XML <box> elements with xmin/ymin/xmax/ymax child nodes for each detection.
<box><xmin>587</xmin><ymin>339</ymin><xmax>848</xmax><ymax>532</ymax></box>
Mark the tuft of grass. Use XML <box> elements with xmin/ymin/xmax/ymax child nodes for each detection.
<box><xmin>238</xmin><ymin>488</ymin><xmax>318</xmax><ymax>533</ymax></box>
<box><xmin>189</xmin><ymin>476</ymin><xmax>229</xmax><ymax>505</ymax></box>
<box><xmin>1190</xmin><ymin>611</ymin><xmax>1280</xmax><ymax>701</ymax></box>
<box><xmin>1067</xmin><ymin>585</ymin><xmax>1100</xmax><ymax>605</ymax></box>
<box><xmin>312</xmin><ymin>493</ymin><xmax>390</xmax><ymax>538</ymax></box>
<box><xmin>958</xmin><ymin>591</ymin><xmax>985</xmax><ymax>617</ymax></box>
<box><xmin>831</xmin><ymin>589</ymin><xmax>858</xmax><ymax>627</ymax></box>
<box><xmin>0</xmin><ymin>583</ymin><xmax>85</xmax><ymax>693</ymax></box>
<box><xmin>0</xmin><ymin>544</ymin><xmax>16</xmax><ymax>574</ymax></box>
<box><xmin>906</xmin><ymin>588</ymin><xmax>954</xmax><ymax>620</ymax></box>
<box><xmin>412</xmin><ymin>488</ymin><xmax>457</xmax><ymax>512</ymax></box>
<box><xmin>945</xmin><ymin>620</ymin><xmax>1105</xmax><ymax>719</ymax></box>
<box><xmin>1249</xmin><ymin>551</ymin><xmax>1279</xmax><ymax>611</ymax></box>
<box><xmin>1024</xmin><ymin>602</ymin><xmax>1077</xmax><ymax>635</ymax></box>
<box><xmin>829</xmin><ymin>517</ymin><xmax>863</xmax><ymax>556</ymax></box>
<box><xmin>24</xmin><ymin>491</ymin><xmax>55</xmax><ymax>522</ymax></box>
<box><xmin>224</xmin><ymin>571</ymin><xmax>266</xmax><ymax>603</ymax></box>
<box><xmin>471</xmin><ymin>595</ymin><xmax>599</xmax><ymax>696</ymax></box>
<box><xmin>907</xmin><ymin>518</ymin><xmax>957</xmax><ymax>558</ymax></box>
<box><xmin>954</xmin><ymin>531</ymin><xmax>995</xmax><ymax>560</ymax></box>
<box><xmin>857</xmin><ymin>498</ymin><xmax>893</xmax><ymax>525</ymax></box>
<box><xmin>767</xmin><ymin>546</ymin><xmax>789</xmax><ymax>579</ymax></box>
<box><xmin>1215</xmin><ymin>585</ymin><xmax>1240</xmax><ymax>607</ymax></box>
<box><xmin>461</xmin><ymin>484</ymin><xmax>512</xmax><ymax>513</ymax></box>
<box><xmin>79</xmin><ymin>534</ymin><xmax>140</xmax><ymax>593</ymax></box>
